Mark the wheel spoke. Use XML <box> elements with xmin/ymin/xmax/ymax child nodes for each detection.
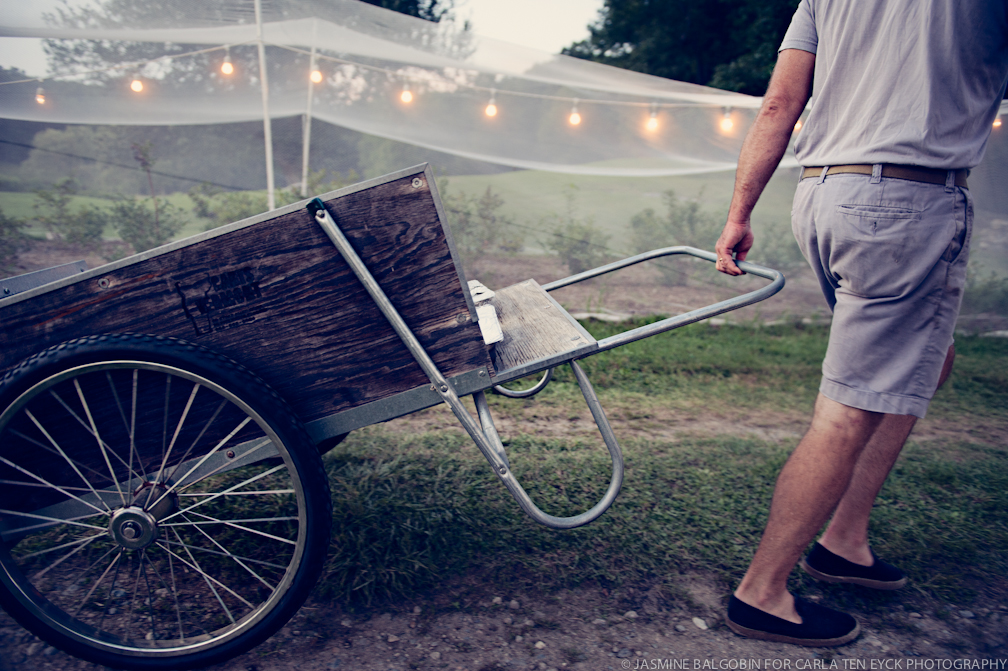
<box><xmin>178</xmin><ymin>489</ymin><xmax>295</xmax><ymax>497</ymax></box>
<box><xmin>95</xmin><ymin>548</ymin><xmax>124</xmax><ymax>631</ymax></box>
<box><xmin>73</xmin><ymin>380</ymin><xmax>127</xmax><ymax>507</ymax></box>
<box><xmin>165</xmin><ymin>529</ymin><xmax>245</xmax><ymax>620</ymax></box>
<box><xmin>146</xmin><ymin>382</ymin><xmax>200</xmax><ymax>509</ymax></box>
<box><xmin>9</xmin><ymin>428</ymin><xmax>111</xmax><ymax>486</ymax></box>
<box><xmin>163</xmin><ymin>515</ymin><xmax>299</xmax><ymax>525</ymax></box>
<box><xmin>23</xmin><ymin>410</ymin><xmax>114</xmax><ymax>513</ymax></box>
<box><xmin>30</xmin><ymin>533</ymin><xmax>105</xmax><ymax>580</ymax></box>
<box><xmin>182</xmin><ymin>513</ymin><xmax>278</xmax><ymax>590</ymax></box>
<box><xmin>19</xmin><ymin>532</ymin><xmax>103</xmax><ymax>561</ymax></box>
<box><xmin>166</xmin><ymin>545</ymin><xmax>185</xmax><ymax>643</ymax></box>
<box><xmin>146</xmin><ymin>398</ymin><xmax>229</xmax><ymax>511</ymax></box>
<box><xmin>158</xmin><ymin>538</ymin><xmax>287</xmax><ymax>570</ymax></box>
<box><xmin>173</xmin><ymin>438</ymin><xmax>272</xmax><ymax>495</ymax></box>
<box><xmin>48</xmin><ymin>387</ymin><xmax>146</xmax><ymax>487</ymax></box>
<box><xmin>0</xmin><ymin>455</ymin><xmax>110</xmax><ymax>518</ymax></box>
<box><xmin>71</xmin><ymin>547</ymin><xmax>123</xmax><ymax>619</ymax></box>
<box><xmin>0</xmin><ymin>508</ymin><xmax>108</xmax><ymax>536</ymax></box>
<box><xmin>159</xmin><ymin>463</ymin><xmax>284</xmax><ymax>524</ymax></box>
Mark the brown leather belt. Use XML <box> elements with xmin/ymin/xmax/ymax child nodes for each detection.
<box><xmin>800</xmin><ymin>164</ymin><xmax>968</xmax><ymax>188</ymax></box>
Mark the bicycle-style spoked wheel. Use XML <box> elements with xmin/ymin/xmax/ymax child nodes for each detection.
<box><xmin>0</xmin><ymin>334</ymin><xmax>331</xmax><ymax>670</ymax></box>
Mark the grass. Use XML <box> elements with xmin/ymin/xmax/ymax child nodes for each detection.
<box><xmin>318</xmin><ymin>321</ymin><xmax>1008</xmax><ymax>611</ymax></box>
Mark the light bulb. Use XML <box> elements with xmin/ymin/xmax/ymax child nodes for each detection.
<box><xmin>221</xmin><ymin>61</ymin><xmax>234</xmax><ymax>75</ymax></box>
<box><xmin>719</xmin><ymin>113</ymin><xmax>733</xmax><ymax>133</ymax></box>
<box><xmin>485</xmin><ymin>102</ymin><xmax>497</xmax><ymax>117</ymax></box>
<box><xmin>794</xmin><ymin>119</ymin><xmax>803</xmax><ymax>132</ymax></box>
<box><xmin>646</xmin><ymin>112</ymin><xmax>659</xmax><ymax>132</ymax></box>
<box><xmin>35</xmin><ymin>86</ymin><xmax>45</xmax><ymax>105</ymax></box>
<box><xmin>130</xmin><ymin>78</ymin><xmax>144</xmax><ymax>93</ymax></box>
<box><xmin>310</xmin><ymin>69</ymin><xmax>323</xmax><ymax>84</ymax></box>
<box><xmin>995</xmin><ymin>117</ymin><xmax>1003</xmax><ymax>129</ymax></box>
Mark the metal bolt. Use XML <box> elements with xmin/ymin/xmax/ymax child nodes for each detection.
<box><xmin>498</xmin><ymin>466</ymin><xmax>507</xmax><ymax>475</ymax></box>
<box><xmin>121</xmin><ymin>522</ymin><xmax>141</xmax><ymax>540</ymax></box>
<box><xmin>411</xmin><ymin>178</ymin><xmax>423</xmax><ymax>189</ymax></box>
<box><xmin>226</xmin><ymin>450</ymin><xmax>235</xmax><ymax>459</ymax></box>
<box><xmin>98</xmin><ymin>278</ymin><xmax>111</xmax><ymax>289</ymax></box>
<box><xmin>439</xmin><ymin>384</ymin><xmax>448</xmax><ymax>393</ymax></box>
<box><xmin>3</xmin><ymin>288</ymin><xmax>9</xmax><ymax>295</ymax></box>
<box><xmin>478</xmin><ymin>370</ymin><xmax>486</xmax><ymax>377</ymax></box>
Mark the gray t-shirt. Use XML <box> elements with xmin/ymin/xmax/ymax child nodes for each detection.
<box><xmin>780</xmin><ymin>0</ymin><xmax>1008</xmax><ymax>169</ymax></box>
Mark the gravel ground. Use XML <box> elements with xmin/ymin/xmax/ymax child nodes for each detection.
<box><xmin>3</xmin><ymin>573</ymin><xmax>1006</xmax><ymax>671</ymax></box>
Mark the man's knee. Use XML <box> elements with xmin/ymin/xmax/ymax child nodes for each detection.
<box><xmin>809</xmin><ymin>393</ymin><xmax>884</xmax><ymax>447</ymax></box>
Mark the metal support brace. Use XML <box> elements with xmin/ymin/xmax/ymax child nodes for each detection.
<box><xmin>308</xmin><ymin>198</ymin><xmax>624</xmax><ymax>529</ymax></box>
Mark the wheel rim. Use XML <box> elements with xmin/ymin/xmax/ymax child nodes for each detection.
<box><xmin>0</xmin><ymin>360</ymin><xmax>308</xmax><ymax>659</ymax></box>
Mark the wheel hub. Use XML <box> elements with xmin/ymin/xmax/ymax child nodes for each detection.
<box><xmin>109</xmin><ymin>507</ymin><xmax>159</xmax><ymax>550</ymax></box>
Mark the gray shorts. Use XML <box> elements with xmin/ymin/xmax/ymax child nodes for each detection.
<box><xmin>791</xmin><ymin>169</ymin><xmax>972</xmax><ymax>418</ymax></box>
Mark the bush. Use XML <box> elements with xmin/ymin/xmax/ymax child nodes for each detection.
<box><xmin>962</xmin><ymin>265</ymin><xmax>1008</xmax><ymax>315</ymax></box>
<box><xmin>443</xmin><ymin>185</ymin><xmax>524</xmax><ymax>272</ymax></box>
<box><xmin>0</xmin><ymin>207</ymin><xmax>24</xmax><ymax>273</ymax></box>
<box><xmin>544</xmin><ymin>187</ymin><xmax>610</xmax><ymax>274</ymax></box>
<box><xmin>109</xmin><ymin>197</ymin><xmax>186</xmax><ymax>253</ymax></box>
<box><xmin>630</xmin><ymin>189</ymin><xmax>723</xmax><ymax>285</ymax></box>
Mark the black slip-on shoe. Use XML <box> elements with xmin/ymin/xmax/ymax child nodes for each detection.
<box><xmin>726</xmin><ymin>595</ymin><xmax>860</xmax><ymax>647</ymax></box>
<box><xmin>800</xmin><ymin>542</ymin><xmax>907</xmax><ymax>590</ymax></box>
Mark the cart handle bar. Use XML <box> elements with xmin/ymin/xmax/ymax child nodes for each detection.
<box><xmin>542</xmin><ymin>246</ymin><xmax>785</xmax><ymax>355</ymax></box>
<box><xmin>309</xmin><ymin>198</ymin><xmax>620</xmax><ymax>529</ymax></box>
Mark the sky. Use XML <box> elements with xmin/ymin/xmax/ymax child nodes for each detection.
<box><xmin>0</xmin><ymin>0</ymin><xmax>605</xmax><ymax>77</ymax></box>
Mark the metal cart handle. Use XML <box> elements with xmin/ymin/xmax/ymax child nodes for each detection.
<box><xmin>543</xmin><ymin>246</ymin><xmax>785</xmax><ymax>354</ymax></box>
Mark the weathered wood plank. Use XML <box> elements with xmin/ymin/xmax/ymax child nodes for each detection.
<box><xmin>0</xmin><ymin>167</ymin><xmax>494</xmax><ymax>431</ymax></box>
<box><xmin>488</xmin><ymin>280</ymin><xmax>597</xmax><ymax>380</ymax></box>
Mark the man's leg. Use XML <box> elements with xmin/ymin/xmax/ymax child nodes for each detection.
<box><xmin>817</xmin><ymin>345</ymin><xmax>955</xmax><ymax>565</ymax></box>
<box><xmin>732</xmin><ymin>394</ymin><xmax>883</xmax><ymax>623</ymax></box>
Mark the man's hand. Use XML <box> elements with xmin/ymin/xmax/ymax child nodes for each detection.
<box><xmin>715</xmin><ymin>219</ymin><xmax>754</xmax><ymax>276</ymax></box>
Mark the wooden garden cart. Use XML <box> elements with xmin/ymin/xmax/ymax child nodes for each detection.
<box><xmin>0</xmin><ymin>165</ymin><xmax>783</xmax><ymax>669</ymax></box>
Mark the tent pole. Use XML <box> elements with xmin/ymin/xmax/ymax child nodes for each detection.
<box><xmin>301</xmin><ymin>19</ymin><xmax>318</xmax><ymax>197</ymax></box>
<box><xmin>254</xmin><ymin>0</ymin><xmax>276</xmax><ymax>210</ymax></box>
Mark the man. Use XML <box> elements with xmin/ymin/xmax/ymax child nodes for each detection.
<box><xmin>713</xmin><ymin>0</ymin><xmax>1008</xmax><ymax>647</ymax></box>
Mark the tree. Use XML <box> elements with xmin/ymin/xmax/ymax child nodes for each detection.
<box><xmin>563</xmin><ymin>0</ymin><xmax>799</xmax><ymax>95</ymax></box>
<box><xmin>360</xmin><ymin>0</ymin><xmax>453</xmax><ymax>22</ymax></box>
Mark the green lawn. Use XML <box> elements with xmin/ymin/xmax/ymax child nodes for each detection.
<box><xmin>319</xmin><ymin>322</ymin><xmax>1008</xmax><ymax>611</ymax></box>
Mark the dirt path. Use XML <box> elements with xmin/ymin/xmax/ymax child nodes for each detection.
<box><xmin>3</xmin><ymin>572</ymin><xmax>1005</xmax><ymax>671</ymax></box>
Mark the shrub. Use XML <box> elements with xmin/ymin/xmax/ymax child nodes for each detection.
<box><xmin>544</xmin><ymin>187</ymin><xmax>610</xmax><ymax>274</ymax></box>
<box><xmin>109</xmin><ymin>197</ymin><xmax>186</xmax><ymax>253</ymax></box>
<box><xmin>443</xmin><ymin>185</ymin><xmax>524</xmax><ymax>272</ymax></box>
<box><xmin>0</xmin><ymin>207</ymin><xmax>24</xmax><ymax>273</ymax></box>
<box><xmin>630</xmin><ymin>189</ymin><xmax>723</xmax><ymax>285</ymax></box>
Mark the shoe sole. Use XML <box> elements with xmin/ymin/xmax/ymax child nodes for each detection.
<box><xmin>726</xmin><ymin>614</ymin><xmax>861</xmax><ymax>647</ymax></box>
<box><xmin>800</xmin><ymin>558</ymin><xmax>908</xmax><ymax>590</ymax></box>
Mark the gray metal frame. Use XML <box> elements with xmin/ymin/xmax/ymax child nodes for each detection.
<box><xmin>309</xmin><ymin>199</ymin><xmax>784</xmax><ymax>529</ymax></box>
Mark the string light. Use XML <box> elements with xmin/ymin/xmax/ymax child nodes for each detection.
<box><xmin>569</xmin><ymin>99</ymin><xmax>581</xmax><ymax>126</ymax></box>
<box><xmin>794</xmin><ymin>119</ymin><xmax>803</xmax><ymax>132</ymax></box>
<box><xmin>400</xmin><ymin>83</ymin><xmax>413</xmax><ymax>104</ymax></box>
<box><xmin>646</xmin><ymin>104</ymin><xmax>659</xmax><ymax>132</ymax></box>
<box><xmin>310</xmin><ymin>69</ymin><xmax>323</xmax><ymax>83</ymax></box>
<box><xmin>35</xmin><ymin>85</ymin><xmax>45</xmax><ymax>105</ymax></box>
<box><xmin>221</xmin><ymin>48</ymin><xmax>233</xmax><ymax>75</ymax></box>
<box><xmin>719</xmin><ymin>108</ymin><xmax>733</xmax><ymax>133</ymax></box>
<box><xmin>485</xmin><ymin>89</ymin><xmax>497</xmax><ymax>117</ymax></box>
<box><xmin>130</xmin><ymin>77</ymin><xmax>144</xmax><ymax>93</ymax></box>
<box><xmin>995</xmin><ymin>116</ymin><xmax>1003</xmax><ymax>129</ymax></box>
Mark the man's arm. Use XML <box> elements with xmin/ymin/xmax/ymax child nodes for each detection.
<box><xmin>715</xmin><ymin>49</ymin><xmax>815</xmax><ymax>276</ymax></box>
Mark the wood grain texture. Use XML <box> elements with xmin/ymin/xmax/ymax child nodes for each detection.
<box><xmin>0</xmin><ymin>169</ymin><xmax>494</xmax><ymax>429</ymax></box>
<box><xmin>488</xmin><ymin>280</ymin><xmax>596</xmax><ymax>373</ymax></box>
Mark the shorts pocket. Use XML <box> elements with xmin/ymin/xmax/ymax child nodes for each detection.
<box><xmin>829</xmin><ymin>204</ymin><xmax>947</xmax><ymax>299</ymax></box>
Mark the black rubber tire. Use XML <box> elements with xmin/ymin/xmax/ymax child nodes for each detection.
<box><xmin>0</xmin><ymin>333</ymin><xmax>332</xmax><ymax>670</ymax></box>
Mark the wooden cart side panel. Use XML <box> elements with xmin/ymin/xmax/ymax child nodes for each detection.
<box><xmin>0</xmin><ymin>171</ymin><xmax>493</xmax><ymax>426</ymax></box>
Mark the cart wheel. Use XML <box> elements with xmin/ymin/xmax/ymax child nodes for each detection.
<box><xmin>0</xmin><ymin>334</ymin><xmax>331</xmax><ymax>670</ymax></box>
